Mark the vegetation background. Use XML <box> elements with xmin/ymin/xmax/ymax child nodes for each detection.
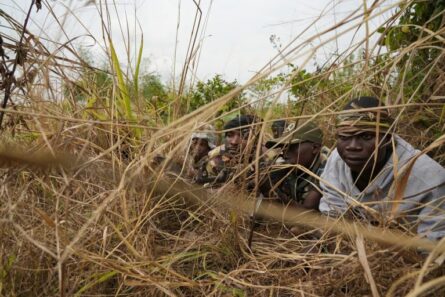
<box><xmin>0</xmin><ymin>0</ymin><xmax>444</xmax><ymax>296</ymax></box>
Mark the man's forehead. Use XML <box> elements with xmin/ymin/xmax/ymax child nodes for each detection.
<box><xmin>289</xmin><ymin>141</ymin><xmax>313</xmax><ymax>150</ymax></box>
<box><xmin>192</xmin><ymin>137</ymin><xmax>208</xmax><ymax>142</ymax></box>
<box><xmin>284</xmin><ymin>143</ymin><xmax>302</xmax><ymax>153</ymax></box>
<box><xmin>226</xmin><ymin>129</ymin><xmax>240</xmax><ymax>135</ymax></box>
<box><xmin>226</xmin><ymin>127</ymin><xmax>251</xmax><ymax>134</ymax></box>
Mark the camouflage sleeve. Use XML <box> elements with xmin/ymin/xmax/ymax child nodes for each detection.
<box><xmin>194</xmin><ymin>155</ymin><xmax>227</xmax><ymax>185</ymax></box>
<box><xmin>206</xmin><ymin>157</ymin><xmax>223</xmax><ymax>176</ymax></box>
<box><xmin>258</xmin><ymin>164</ymin><xmax>294</xmax><ymax>201</ymax></box>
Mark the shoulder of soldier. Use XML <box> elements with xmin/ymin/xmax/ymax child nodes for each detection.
<box><xmin>262</xmin><ymin>147</ymin><xmax>281</xmax><ymax>163</ymax></box>
<box><xmin>320</xmin><ymin>146</ymin><xmax>331</xmax><ymax>163</ymax></box>
<box><xmin>265</xmin><ymin>148</ymin><xmax>280</xmax><ymax>160</ymax></box>
<box><xmin>202</xmin><ymin>146</ymin><xmax>224</xmax><ymax>176</ymax></box>
<box><xmin>315</xmin><ymin>146</ymin><xmax>331</xmax><ymax>175</ymax></box>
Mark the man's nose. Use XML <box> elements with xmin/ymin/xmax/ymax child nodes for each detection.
<box><xmin>230</xmin><ymin>135</ymin><xmax>240</xmax><ymax>145</ymax></box>
<box><xmin>346</xmin><ymin>137</ymin><xmax>362</xmax><ymax>150</ymax></box>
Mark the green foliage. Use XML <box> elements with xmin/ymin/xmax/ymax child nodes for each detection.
<box><xmin>66</xmin><ymin>51</ymin><xmax>248</xmax><ymax>125</ymax></box>
<box><xmin>250</xmin><ymin>73</ymin><xmax>286</xmax><ymax>97</ymax></box>
<box><xmin>142</xmin><ymin>74</ymin><xmax>166</xmax><ymax>99</ymax></box>
<box><xmin>74</xmin><ymin>270</ymin><xmax>117</xmax><ymax>296</ymax></box>
<box><xmin>381</xmin><ymin>1</ymin><xmax>445</xmax><ymax>52</ymax></box>
<box><xmin>289</xmin><ymin>69</ymin><xmax>318</xmax><ymax>100</ymax></box>
<box><xmin>141</xmin><ymin>73</ymin><xmax>168</xmax><ymax>107</ymax></box>
<box><xmin>71</xmin><ymin>69</ymin><xmax>112</xmax><ymax>102</ymax></box>
<box><xmin>64</xmin><ymin>47</ymin><xmax>113</xmax><ymax>122</ymax></box>
<box><xmin>109</xmin><ymin>40</ymin><xmax>140</xmax><ymax>134</ymax></box>
<box><xmin>187</xmin><ymin>74</ymin><xmax>246</xmax><ymax>115</ymax></box>
<box><xmin>65</xmin><ymin>52</ymin><xmax>113</xmax><ymax>105</ymax></box>
<box><xmin>134</xmin><ymin>38</ymin><xmax>144</xmax><ymax>96</ymax></box>
<box><xmin>0</xmin><ymin>255</ymin><xmax>15</xmax><ymax>294</ymax></box>
<box><xmin>288</xmin><ymin>65</ymin><xmax>352</xmax><ymax>115</ymax></box>
<box><xmin>379</xmin><ymin>0</ymin><xmax>445</xmax><ymax>101</ymax></box>
<box><xmin>138</xmin><ymin>73</ymin><xmax>170</xmax><ymax>124</ymax></box>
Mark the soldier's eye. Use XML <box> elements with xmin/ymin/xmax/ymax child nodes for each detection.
<box><xmin>360</xmin><ymin>133</ymin><xmax>374</xmax><ymax>141</ymax></box>
<box><xmin>240</xmin><ymin>128</ymin><xmax>251</xmax><ymax>139</ymax></box>
<box><xmin>336</xmin><ymin>134</ymin><xmax>350</xmax><ymax>141</ymax></box>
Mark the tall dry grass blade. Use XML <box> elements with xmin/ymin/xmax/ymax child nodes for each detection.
<box><xmin>152</xmin><ymin>175</ymin><xmax>440</xmax><ymax>253</ymax></box>
<box><xmin>74</xmin><ymin>270</ymin><xmax>117</xmax><ymax>297</ymax></box>
<box><xmin>0</xmin><ymin>148</ymin><xmax>76</xmax><ymax>170</ymax></box>
<box><xmin>356</xmin><ymin>235</ymin><xmax>381</xmax><ymax>297</ymax></box>
<box><xmin>414</xmin><ymin>237</ymin><xmax>445</xmax><ymax>291</ymax></box>
<box><xmin>1</xmin><ymin>0</ymin><xmax>445</xmax><ymax>295</ymax></box>
<box><xmin>405</xmin><ymin>275</ymin><xmax>445</xmax><ymax>297</ymax></box>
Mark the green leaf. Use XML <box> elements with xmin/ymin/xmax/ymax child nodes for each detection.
<box><xmin>134</xmin><ymin>35</ymin><xmax>144</xmax><ymax>97</ymax></box>
<box><xmin>109</xmin><ymin>40</ymin><xmax>131</xmax><ymax>117</ymax></box>
<box><xmin>109</xmin><ymin>38</ymin><xmax>142</xmax><ymax>139</ymax></box>
<box><xmin>74</xmin><ymin>270</ymin><xmax>117</xmax><ymax>296</ymax></box>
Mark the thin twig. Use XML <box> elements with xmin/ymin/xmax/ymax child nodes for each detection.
<box><xmin>0</xmin><ymin>0</ymin><xmax>37</xmax><ymax>129</ymax></box>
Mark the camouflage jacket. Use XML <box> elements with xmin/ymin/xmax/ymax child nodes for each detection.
<box><xmin>184</xmin><ymin>156</ymin><xmax>204</xmax><ymax>180</ymax></box>
<box><xmin>260</xmin><ymin>147</ymin><xmax>330</xmax><ymax>204</ymax></box>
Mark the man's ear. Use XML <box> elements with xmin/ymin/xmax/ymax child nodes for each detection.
<box><xmin>312</xmin><ymin>143</ymin><xmax>321</xmax><ymax>155</ymax></box>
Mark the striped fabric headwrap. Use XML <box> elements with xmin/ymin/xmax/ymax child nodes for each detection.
<box><xmin>336</xmin><ymin>103</ymin><xmax>392</xmax><ymax>136</ymax></box>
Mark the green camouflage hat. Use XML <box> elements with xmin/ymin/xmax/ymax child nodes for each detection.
<box><xmin>191</xmin><ymin>123</ymin><xmax>217</xmax><ymax>149</ymax></box>
<box><xmin>266</xmin><ymin>121</ymin><xmax>323</xmax><ymax>148</ymax></box>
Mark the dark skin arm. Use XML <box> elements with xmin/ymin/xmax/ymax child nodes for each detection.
<box><xmin>302</xmin><ymin>188</ymin><xmax>322</xmax><ymax>211</ymax></box>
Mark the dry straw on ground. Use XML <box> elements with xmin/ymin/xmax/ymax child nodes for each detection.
<box><xmin>0</xmin><ymin>0</ymin><xmax>444</xmax><ymax>296</ymax></box>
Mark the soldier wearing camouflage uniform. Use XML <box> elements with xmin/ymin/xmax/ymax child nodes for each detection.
<box><xmin>260</xmin><ymin>121</ymin><xmax>329</xmax><ymax>210</ymax></box>
<box><xmin>185</xmin><ymin>123</ymin><xmax>217</xmax><ymax>179</ymax></box>
<box><xmin>195</xmin><ymin>115</ymin><xmax>273</xmax><ymax>187</ymax></box>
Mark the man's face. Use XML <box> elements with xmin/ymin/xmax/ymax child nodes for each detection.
<box><xmin>284</xmin><ymin>142</ymin><xmax>319</xmax><ymax>168</ymax></box>
<box><xmin>336</xmin><ymin>131</ymin><xmax>388</xmax><ymax>174</ymax></box>
<box><xmin>225</xmin><ymin>129</ymin><xmax>251</xmax><ymax>155</ymax></box>
<box><xmin>190</xmin><ymin>138</ymin><xmax>210</xmax><ymax>161</ymax></box>
<box><xmin>272</xmin><ymin>125</ymin><xmax>285</xmax><ymax>138</ymax></box>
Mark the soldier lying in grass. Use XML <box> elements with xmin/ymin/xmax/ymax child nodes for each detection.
<box><xmin>185</xmin><ymin>123</ymin><xmax>217</xmax><ymax>180</ymax></box>
<box><xmin>150</xmin><ymin>124</ymin><xmax>216</xmax><ymax>179</ymax></box>
<box><xmin>195</xmin><ymin>115</ymin><xmax>275</xmax><ymax>187</ymax></box>
<box><xmin>260</xmin><ymin>121</ymin><xmax>329</xmax><ymax>210</ymax></box>
<box><xmin>319</xmin><ymin>96</ymin><xmax>445</xmax><ymax>241</ymax></box>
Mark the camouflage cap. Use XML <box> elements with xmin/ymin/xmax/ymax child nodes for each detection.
<box><xmin>191</xmin><ymin>123</ymin><xmax>217</xmax><ymax>149</ymax></box>
<box><xmin>265</xmin><ymin>121</ymin><xmax>323</xmax><ymax>148</ymax></box>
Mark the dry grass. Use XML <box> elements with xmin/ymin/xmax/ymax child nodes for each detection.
<box><xmin>0</xmin><ymin>0</ymin><xmax>444</xmax><ymax>296</ymax></box>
